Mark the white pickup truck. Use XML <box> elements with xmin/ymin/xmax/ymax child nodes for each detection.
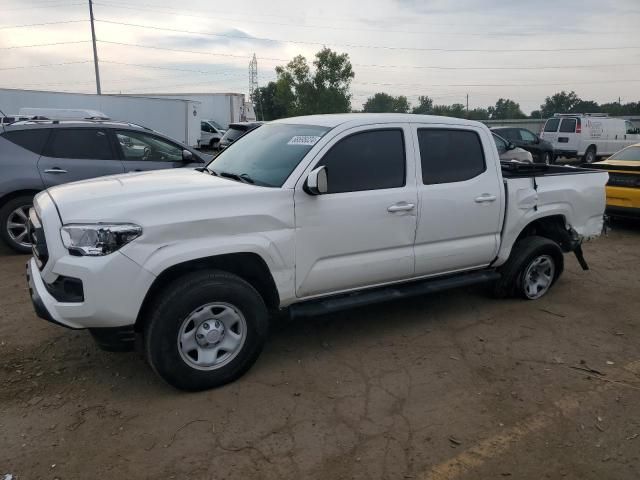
<box><xmin>26</xmin><ymin>114</ymin><xmax>608</xmax><ymax>391</ymax></box>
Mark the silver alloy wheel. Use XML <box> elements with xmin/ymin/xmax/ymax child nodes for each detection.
<box><xmin>6</xmin><ymin>205</ymin><xmax>31</xmax><ymax>248</ymax></box>
<box><xmin>585</xmin><ymin>148</ymin><xmax>596</xmax><ymax>163</ymax></box>
<box><xmin>177</xmin><ymin>302</ymin><xmax>247</xmax><ymax>370</ymax></box>
<box><xmin>523</xmin><ymin>254</ymin><xmax>555</xmax><ymax>299</ymax></box>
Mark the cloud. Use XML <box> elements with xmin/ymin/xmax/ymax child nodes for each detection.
<box><xmin>150</xmin><ymin>28</ymin><xmax>283</xmax><ymax>50</ymax></box>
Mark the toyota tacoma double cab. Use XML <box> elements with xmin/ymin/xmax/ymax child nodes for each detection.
<box><xmin>26</xmin><ymin>114</ymin><xmax>608</xmax><ymax>391</ymax></box>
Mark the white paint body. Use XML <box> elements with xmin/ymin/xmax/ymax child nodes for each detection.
<box><xmin>29</xmin><ymin>114</ymin><xmax>608</xmax><ymax>329</ymax></box>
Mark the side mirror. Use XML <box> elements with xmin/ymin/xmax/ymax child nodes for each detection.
<box><xmin>535</xmin><ymin>136</ymin><xmax>541</xmax><ymax>144</ymax></box>
<box><xmin>507</xmin><ymin>142</ymin><xmax>516</xmax><ymax>151</ymax></box>
<box><xmin>182</xmin><ymin>149</ymin><xmax>194</xmax><ymax>161</ymax></box>
<box><xmin>304</xmin><ymin>166</ymin><xmax>328</xmax><ymax>195</ymax></box>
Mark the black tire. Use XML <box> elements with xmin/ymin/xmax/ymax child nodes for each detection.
<box><xmin>583</xmin><ymin>146</ymin><xmax>597</xmax><ymax>164</ymax></box>
<box><xmin>144</xmin><ymin>270</ymin><xmax>269</xmax><ymax>391</ymax></box>
<box><xmin>493</xmin><ymin>236</ymin><xmax>564</xmax><ymax>300</ymax></box>
<box><xmin>0</xmin><ymin>195</ymin><xmax>34</xmax><ymax>254</ymax></box>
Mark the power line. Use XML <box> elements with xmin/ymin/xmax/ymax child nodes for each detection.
<box><xmin>94</xmin><ymin>19</ymin><xmax>640</xmax><ymax>53</ymax></box>
<box><xmin>92</xmin><ymin>0</ymin><xmax>640</xmax><ymax>31</ymax></box>
<box><xmin>0</xmin><ymin>20</ymin><xmax>87</xmax><ymax>29</ymax></box>
<box><xmin>93</xmin><ymin>41</ymin><xmax>640</xmax><ymax>73</ymax></box>
<box><xmin>0</xmin><ymin>60</ymin><xmax>92</xmax><ymax>71</ymax></box>
<box><xmin>2</xmin><ymin>2</ymin><xmax>84</xmax><ymax>11</ymax></box>
<box><xmin>0</xmin><ymin>40</ymin><xmax>91</xmax><ymax>50</ymax></box>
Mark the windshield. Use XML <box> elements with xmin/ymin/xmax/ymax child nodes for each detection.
<box><xmin>209</xmin><ymin>123</ymin><xmax>330</xmax><ymax>187</ymax></box>
<box><xmin>609</xmin><ymin>146</ymin><xmax>640</xmax><ymax>161</ymax></box>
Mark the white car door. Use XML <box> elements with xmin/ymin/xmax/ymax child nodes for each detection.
<box><xmin>412</xmin><ymin>124</ymin><xmax>503</xmax><ymax>276</ymax></box>
<box><xmin>293</xmin><ymin>125</ymin><xmax>418</xmax><ymax>298</ymax></box>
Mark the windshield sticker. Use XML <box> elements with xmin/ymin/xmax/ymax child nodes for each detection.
<box><xmin>288</xmin><ymin>135</ymin><xmax>321</xmax><ymax>146</ymax></box>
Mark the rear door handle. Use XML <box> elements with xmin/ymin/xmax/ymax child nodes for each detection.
<box><xmin>475</xmin><ymin>194</ymin><xmax>497</xmax><ymax>203</ymax></box>
<box><xmin>387</xmin><ymin>202</ymin><xmax>415</xmax><ymax>212</ymax></box>
<box><xmin>44</xmin><ymin>168</ymin><xmax>67</xmax><ymax>174</ymax></box>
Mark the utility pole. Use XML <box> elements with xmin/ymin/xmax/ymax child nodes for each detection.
<box><xmin>88</xmin><ymin>0</ymin><xmax>101</xmax><ymax>94</ymax></box>
<box><xmin>466</xmin><ymin>93</ymin><xmax>469</xmax><ymax>118</ymax></box>
<box><xmin>248</xmin><ymin>54</ymin><xmax>263</xmax><ymax>120</ymax></box>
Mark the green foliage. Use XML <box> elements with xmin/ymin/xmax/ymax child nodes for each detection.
<box><xmin>431</xmin><ymin>103</ymin><xmax>466</xmax><ymax>118</ymax></box>
<box><xmin>487</xmin><ymin>98</ymin><xmax>526</xmax><ymax>119</ymax></box>
<box><xmin>539</xmin><ymin>91</ymin><xmax>581</xmax><ymax>117</ymax></box>
<box><xmin>411</xmin><ymin>96</ymin><xmax>434</xmax><ymax>114</ymax></box>
<box><xmin>363</xmin><ymin>92</ymin><xmax>410</xmax><ymax>113</ymax></box>
<box><xmin>467</xmin><ymin>108</ymin><xmax>489</xmax><ymax>120</ymax></box>
<box><xmin>252</xmin><ymin>48</ymin><xmax>354</xmax><ymax>120</ymax></box>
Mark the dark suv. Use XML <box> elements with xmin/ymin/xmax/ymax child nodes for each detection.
<box><xmin>490</xmin><ymin>127</ymin><xmax>555</xmax><ymax>164</ymax></box>
<box><xmin>0</xmin><ymin>120</ymin><xmax>207</xmax><ymax>253</ymax></box>
<box><xmin>218</xmin><ymin>121</ymin><xmax>263</xmax><ymax>150</ymax></box>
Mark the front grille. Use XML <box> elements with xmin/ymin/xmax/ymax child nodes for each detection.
<box><xmin>608</xmin><ymin>172</ymin><xmax>640</xmax><ymax>189</ymax></box>
<box><xmin>28</xmin><ymin>210</ymin><xmax>48</xmax><ymax>269</ymax></box>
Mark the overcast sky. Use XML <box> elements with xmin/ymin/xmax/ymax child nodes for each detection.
<box><xmin>2</xmin><ymin>0</ymin><xmax>639</xmax><ymax>113</ymax></box>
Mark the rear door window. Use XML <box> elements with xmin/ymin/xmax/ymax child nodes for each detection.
<box><xmin>544</xmin><ymin>119</ymin><xmax>560</xmax><ymax>132</ymax></box>
<box><xmin>559</xmin><ymin>118</ymin><xmax>577</xmax><ymax>133</ymax></box>
<box><xmin>418</xmin><ymin>129</ymin><xmax>486</xmax><ymax>184</ymax></box>
<box><xmin>519</xmin><ymin>129</ymin><xmax>537</xmax><ymax>142</ymax></box>
<box><xmin>45</xmin><ymin>128</ymin><xmax>113</xmax><ymax>159</ymax></box>
<box><xmin>1</xmin><ymin>129</ymin><xmax>50</xmax><ymax>154</ymax></box>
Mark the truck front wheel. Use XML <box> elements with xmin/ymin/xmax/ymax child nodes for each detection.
<box><xmin>144</xmin><ymin>270</ymin><xmax>269</xmax><ymax>391</ymax></box>
<box><xmin>493</xmin><ymin>236</ymin><xmax>564</xmax><ymax>300</ymax></box>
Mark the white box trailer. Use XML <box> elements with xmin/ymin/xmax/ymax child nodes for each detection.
<box><xmin>0</xmin><ymin>88</ymin><xmax>202</xmax><ymax>147</ymax></box>
<box><xmin>140</xmin><ymin>93</ymin><xmax>256</xmax><ymax>129</ymax></box>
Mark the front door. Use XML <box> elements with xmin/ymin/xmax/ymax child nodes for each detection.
<box><xmin>293</xmin><ymin>125</ymin><xmax>417</xmax><ymax>298</ymax></box>
<box><xmin>38</xmin><ymin>128</ymin><xmax>125</xmax><ymax>187</ymax></box>
<box><xmin>412</xmin><ymin>125</ymin><xmax>503</xmax><ymax>276</ymax></box>
<box><xmin>114</xmin><ymin>130</ymin><xmax>186</xmax><ymax>172</ymax></box>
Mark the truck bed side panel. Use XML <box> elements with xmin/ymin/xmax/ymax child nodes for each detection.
<box><xmin>495</xmin><ymin>171</ymin><xmax>608</xmax><ymax>265</ymax></box>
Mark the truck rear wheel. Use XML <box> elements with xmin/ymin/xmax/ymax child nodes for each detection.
<box><xmin>144</xmin><ymin>270</ymin><xmax>269</xmax><ymax>391</ymax></box>
<box><xmin>493</xmin><ymin>236</ymin><xmax>564</xmax><ymax>300</ymax></box>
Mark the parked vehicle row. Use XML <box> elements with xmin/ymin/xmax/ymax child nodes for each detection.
<box><xmin>25</xmin><ymin>113</ymin><xmax>608</xmax><ymax>391</ymax></box>
<box><xmin>0</xmin><ymin>120</ymin><xmax>208</xmax><ymax>252</ymax></box>
<box><xmin>491</xmin><ymin>127</ymin><xmax>554</xmax><ymax>164</ymax></box>
<box><xmin>541</xmin><ymin>114</ymin><xmax>640</xmax><ymax>163</ymax></box>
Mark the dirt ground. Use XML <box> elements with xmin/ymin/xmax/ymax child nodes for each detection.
<box><xmin>1</xmin><ymin>221</ymin><xmax>640</xmax><ymax>480</ymax></box>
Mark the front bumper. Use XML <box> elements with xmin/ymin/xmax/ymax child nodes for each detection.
<box><xmin>26</xmin><ymin>258</ymin><xmax>75</xmax><ymax>329</ymax></box>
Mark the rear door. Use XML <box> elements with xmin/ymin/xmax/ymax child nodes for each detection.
<box><xmin>38</xmin><ymin>128</ymin><xmax>125</xmax><ymax>187</ymax></box>
<box><xmin>557</xmin><ymin>117</ymin><xmax>579</xmax><ymax>154</ymax></box>
<box><xmin>114</xmin><ymin>130</ymin><xmax>187</xmax><ymax>172</ymax></box>
<box><xmin>540</xmin><ymin>118</ymin><xmax>561</xmax><ymax>147</ymax></box>
<box><xmin>412</xmin><ymin>125</ymin><xmax>503</xmax><ymax>276</ymax></box>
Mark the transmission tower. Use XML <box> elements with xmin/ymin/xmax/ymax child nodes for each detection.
<box><xmin>248</xmin><ymin>54</ymin><xmax>263</xmax><ymax>120</ymax></box>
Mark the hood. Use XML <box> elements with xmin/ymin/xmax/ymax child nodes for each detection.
<box><xmin>47</xmin><ymin>168</ymin><xmax>254</xmax><ymax>223</ymax></box>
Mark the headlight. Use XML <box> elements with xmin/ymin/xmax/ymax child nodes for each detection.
<box><xmin>60</xmin><ymin>224</ymin><xmax>142</xmax><ymax>256</ymax></box>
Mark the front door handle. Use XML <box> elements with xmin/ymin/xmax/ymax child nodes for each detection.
<box><xmin>475</xmin><ymin>194</ymin><xmax>497</xmax><ymax>203</ymax></box>
<box><xmin>387</xmin><ymin>202</ymin><xmax>415</xmax><ymax>212</ymax></box>
<box><xmin>44</xmin><ymin>168</ymin><xmax>68</xmax><ymax>174</ymax></box>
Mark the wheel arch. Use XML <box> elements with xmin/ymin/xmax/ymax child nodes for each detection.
<box><xmin>514</xmin><ymin>214</ymin><xmax>573</xmax><ymax>251</ymax></box>
<box><xmin>135</xmin><ymin>252</ymin><xmax>280</xmax><ymax>332</ymax></box>
<box><xmin>0</xmin><ymin>189</ymin><xmax>41</xmax><ymax>208</ymax></box>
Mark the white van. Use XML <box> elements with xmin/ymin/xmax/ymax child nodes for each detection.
<box><xmin>540</xmin><ymin>113</ymin><xmax>640</xmax><ymax>163</ymax></box>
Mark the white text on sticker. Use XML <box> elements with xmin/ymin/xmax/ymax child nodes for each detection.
<box><xmin>288</xmin><ymin>136</ymin><xmax>321</xmax><ymax>146</ymax></box>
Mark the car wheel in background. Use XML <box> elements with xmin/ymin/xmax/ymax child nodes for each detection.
<box><xmin>542</xmin><ymin>152</ymin><xmax>552</xmax><ymax>165</ymax></box>
<box><xmin>0</xmin><ymin>195</ymin><xmax>34</xmax><ymax>254</ymax></box>
<box><xmin>144</xmin><ymin>270</ymin><xmax>269</xmax><ymax>391</ymax></box>
<box><xmin>583</xmin><ymin>146</ymin><xmax>597</xmax><ymax>164</ymax></box>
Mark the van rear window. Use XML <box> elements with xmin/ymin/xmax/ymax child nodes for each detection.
<box><xmin>544</xmin><ymin>119</ymin><xmax>560</xmax><ymax>132</ymax></box>
<box><xmin>559</xmin><ymin>118</ymin><xmax>577</xmax><ymax>133</ymax></box>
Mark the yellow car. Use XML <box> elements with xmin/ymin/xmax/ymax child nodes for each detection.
<box><xmin>592</xmin><ymin>143</ymin><xmax>640</xmax><ymax>218</ymax></box>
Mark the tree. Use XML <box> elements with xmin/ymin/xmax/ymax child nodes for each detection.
<box><xmin>487</xmin><ymin>98</ymin><xmax>526</xmax><ymax>119</ymax></box>
<box><xmin>411</xmin><ymin>95</ymin><xmax>434</xmax><ymax>114</ymax></box>
<box><xmin>363</xmin><ymin>92</ymin><xmax>410</xmax><ymax>113</ymax></box>
<box><xmin>467</xmin><ymin>108</ymin><xmax>489</xmax><ymax>120</ymax></box>
<box><xmin>431</xmin><ymin>103</ymin><xmax>466</xmax><ymax>118</ymax></box>
<box><xmin>254</xmin><ymin>48</ymin><xmax>354</xmax><ymax>119</ymax></box>
<box><xmin>539</xmin><ymin>91</ymin><xmax>581</xmax><ymax>117</ymax></box>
